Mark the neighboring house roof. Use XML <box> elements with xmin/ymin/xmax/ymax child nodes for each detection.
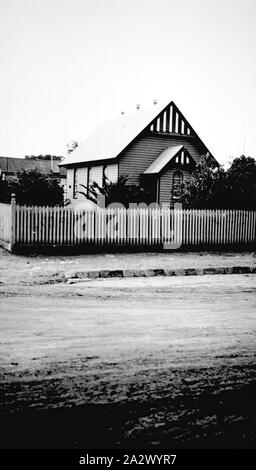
<box><xmin>144</xmin><ymin>145</ymin><xmax>184</xmax><ymax>174</ymax></box>
<box><xmin>60</xmin><ymin>103</ymin><xmax>170</xmax><ymax>166</ymax></box>
<box><xmin>0</xmin><ymin>157</ymin><xmax>66</xmax><ymax>177</ymax></box>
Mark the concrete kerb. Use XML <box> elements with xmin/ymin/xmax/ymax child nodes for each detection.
<box><xmin>64</xmin><ymin>265</ymin><xmax>256</xmax><ymax>283</ymax></box>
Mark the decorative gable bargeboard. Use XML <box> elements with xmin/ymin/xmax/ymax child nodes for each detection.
<box><xmin>60</xmin><ymin>100</ymin><xmax>217</xmax><ymax>206</ymax></box>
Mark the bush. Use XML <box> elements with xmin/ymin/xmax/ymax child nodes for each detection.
<box><xmin>4</xmin><ymin>169</ymin><xmax>64</xmax><ymax>206</ymax></box>
<box><xmin>181</xmin><ymin>155</ymin><xmax>256</xmax><ymax>209</ymax></box>
<box><xmin>79</xmin><ymin>176</ymin><xmax>151</xmax><ymax>207</ymax></box>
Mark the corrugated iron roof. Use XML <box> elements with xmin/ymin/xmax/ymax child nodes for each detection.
<box><xmin>144</xmin><ymin>145</ymin><xmax>184</xmax><ymax>174</ymax></box>
<box><xmin>60</xmin><ymin>103</ymin><xmax>167</xmax><ymax>166</ymax></box>
<box><xmin>0</xmin><ymin>157</ymin><xmax>66</xmax><ymax>177</ymax></box>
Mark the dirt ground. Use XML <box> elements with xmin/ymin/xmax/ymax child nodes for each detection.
<box><xmin>0</xmin><ymin>246</ymin><xmax>255</xmax><ymax>285</ymax></box>
<box><xmin>0</xmin><ymin>274</ymin><xmax>256</xmax><ymax>448</ymax></box>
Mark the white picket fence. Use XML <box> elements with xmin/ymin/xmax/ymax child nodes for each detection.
<box><xmin>0</xmin><ymin>199</ymin><xmax>255</xmax><ymax>251</ymax></box>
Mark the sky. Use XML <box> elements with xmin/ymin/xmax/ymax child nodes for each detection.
<box><xmin>0</xmin><ymin>0</ymin><xmax>256</xmax><ymax>165</ymax></box>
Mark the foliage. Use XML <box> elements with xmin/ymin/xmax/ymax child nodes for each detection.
<box><xmin>180</xmin><ymin>155</ymin><xmax>227</xmax><ymax>208</ymax></box>
<box><xmin>66</xmin><ymin>141</ymin><xmax>79</xmax><ymax>154</ymax></box>
<box><xmin>78</xmin><ymin>176</ymin><xmax>151</xmax><ymax>207</ymax></box>
<box><xmin>225</xmin><ymin>156</ymin><xmax>256</xmax><ymax>209</ymax></box>
<box><xmin>24</xmin><ymin>155</ymin><xmax>63</xmax><ymax>160</ymax></box>
<box><xmin>181</xmin><ymin>155</ymin><xmax>256</xmax><ymax>209</ymax></box>
<box><xmin>4</xmin><ymin>169</ymin><xmax>64</xmax><ymax>206</ymax></box>
<box><xmin>0</xmin><ymin>179</ymin><xmax>10</xmax><ymax>204</ymax></box>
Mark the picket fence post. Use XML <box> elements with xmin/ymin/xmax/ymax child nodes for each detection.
<box><xmin>10</xmin><ymin>193</ymin><xmax>16</xmax><ymax>252</ymax></box>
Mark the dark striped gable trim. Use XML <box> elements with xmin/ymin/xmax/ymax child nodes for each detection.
<box><xmin>115</xmin><ymin>101</ymin><xmax>216</xmax><ymax>165</ymax></box>
<box><xmin>144</xmin><ymin>146</ymin><xmax>196</xmax><ymax>176</ymax></box>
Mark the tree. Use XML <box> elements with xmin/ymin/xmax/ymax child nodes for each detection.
<box><xmin>66</xmin><ymin>141</ymin><xmax>79</xmax><ymax>154</ymax></box>
<box><xmin>180</xmin><ymin>156</ymin><xmax>227</xmax><ymax>208</ymax></box>
<box><xmin>5</xmin><ymin>169</ymin><xmax>64</xmax><ymax>206</ymax></box>
<box><xmin>78</xmin><ymin>176</ymin><xmax>151</xmax><ymax>207</ymax></box>
<box><xmin>24</xmin><ymin>155</ymin><xmax>63</xmax><ymax>160</ymax></box>
<box><xmin>181</xmin><ymin>154</ymin><xmax>256</xmax><ymax>209</ymax></box>
<box><xmin>225</xmin><ymin>156</ymin><xmax>256</xmax><ymax>209</ymax></box>
<box><xmin>0</xmin><ymin>179</ymin><xmax>9</xmax><ymax>204</ymax></box>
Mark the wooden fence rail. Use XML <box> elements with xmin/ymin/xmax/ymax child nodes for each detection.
<box><xmin>0</xmin><ymin>199</ymin><xmax>256</xmax><ymax>252</ymax></box>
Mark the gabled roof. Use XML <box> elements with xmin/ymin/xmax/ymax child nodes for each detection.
<box><xmin>60</xmin><ymin>99</ymin><xmax>215</xmax><ymax>167</ymax></box>
<box><xmin>60</xmin><ymin>103</ymin><xmax>166</xmax><ymax>166</ymax></box>
<box><xmin>0</xmin><ymin>156</ymin><xmax>66</xmax><ymax>177</ymax></box>
<box><xmin>144</xmin><ymin>145</ymin><xmax>184</xmax><ymax>174</ymax></box>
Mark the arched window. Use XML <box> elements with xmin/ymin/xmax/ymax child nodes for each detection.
<box><xmin>172</xmin><ymin>171</ymin><xmax>183</xmax><ymax>200</ymax></box>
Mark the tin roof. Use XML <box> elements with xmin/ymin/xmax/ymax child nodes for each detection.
<box><xmin>0</xmin><ymin>157</ymin><xmax>66</xmax><ymax>177</ymax></box>
<box><xmin>144</xmin><ymin>145</ymin><xmax>184</xmax><ymax>174</ymax></box>
<box><xmin>60</xmin><ymin>103</ymin><xmax>166</xmax><ymax>166</ymax></box>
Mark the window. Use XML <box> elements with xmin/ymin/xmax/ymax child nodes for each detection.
<box><xmin>103</xmin><ymin>164</ymin><xmax>118</xmax><ymax>183</ymax></box>
<box><xmin>73</xmin><ymin>168</ymin><xmax>78</xmax><ymax>198</ymax></box>
<box><xmin>172</xmin><ymin>171</ymin><xmax>183</xmax><ymax>200</ymax></box>
<box><xmin>88</xmin><ymin>166</ymin><xmax>104</xmax><ymax>193</ymax></box>
<box><xmin>88</xmin><ymin>167</ymin><xmax>92</xmax><ymax>191</ymax></box>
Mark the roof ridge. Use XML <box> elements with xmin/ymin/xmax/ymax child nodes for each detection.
<box><xmin>60</xmin><ymin>100</ymin><xmax>173</xmax><ymax>166</ymax></box>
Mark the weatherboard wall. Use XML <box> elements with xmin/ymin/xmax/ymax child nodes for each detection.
<box><xmin>118</xmin><ymin>133</ymin><xmax>205</xmax><ymax>186</ymax></box>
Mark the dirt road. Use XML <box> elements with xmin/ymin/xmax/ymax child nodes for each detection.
<box><xmin>0</xmin><ymin>246</ymin><xmax>255</xmax><ymax>286</ymax></box>
<box><xmin>0</xmin><ymin>274</ymin><xmax>256</xmax><ymax>448</ymax></box>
